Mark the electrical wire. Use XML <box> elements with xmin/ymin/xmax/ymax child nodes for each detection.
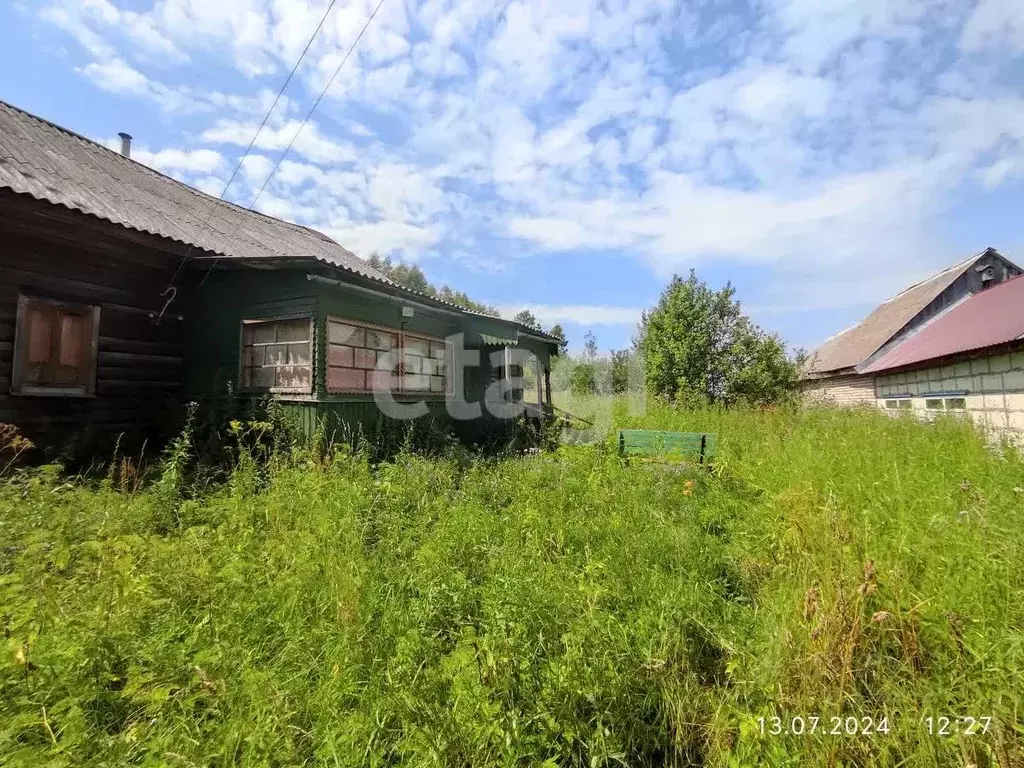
<box><xmin>196</xmin><ymin>0</ymin><xmax>388</xmax><ymax>290</ymax></box>
<box><xmin>157</xmin><ymin>0</ymin><xmax>341</xmax><ymax>307</ymax></box>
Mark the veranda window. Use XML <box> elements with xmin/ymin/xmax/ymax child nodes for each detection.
<box><xmin>326</xmin><ymin>317</ymin><xmax>450</xmax><ymax>394</ymax></box>
<box><xmin>240</xmin><ymin>317</ymin><xmax>312</xmax><ymax>393</ymax></box>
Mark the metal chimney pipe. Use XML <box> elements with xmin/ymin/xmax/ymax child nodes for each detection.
<box><xmin>118</xmin><ymin>132</ymin><xmax>132</xmax><ymax>158</ymax></box>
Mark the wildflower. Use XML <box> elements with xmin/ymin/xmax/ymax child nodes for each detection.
<box><xmin>682</xmin><ymin>479</ymin><xmax>696</xmax><ymax>496</ymax></box>
<box><xmin>871</xmin><ymin>611</ymin><xmax>892</xmax><ymax>623</ymax></box>
<box><xmin>14</xmin><ymin>645</ymin><xmax>27</xmax><ymax>666</ymax></box>
<box><xmin>803</xmin><ymin>587</ymin><xmax>819</xmax><ymax>621</ymax></box>
<box><xmin>858</xmin><ymin>560</ymin><xmax>877</xmax><ymax>595</ymax></box>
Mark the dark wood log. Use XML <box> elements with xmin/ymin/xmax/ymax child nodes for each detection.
<box><xmin>0</xmin><ymin>192</ymin><xmax>187</xmax><ymax>447</ymax></box>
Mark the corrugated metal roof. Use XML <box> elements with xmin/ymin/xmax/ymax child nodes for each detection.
<box><xmin>862</xmin><ymin>275</ymin><xmax>1024</xmax><ymax>373</ymax></box>
<box><xmin>804</xmin><ymin>253</ymin><xmax>983</xmax><ymax>375</ymax></box>
<box><xmin>0</xmin><ymin>99</ymin><xmax>561</xmax><ymax>347</ymax></box>
<box><xmin>0</xmin><ymin>99</ymin><xmax>390</xmax><ymax>282</ymax></box>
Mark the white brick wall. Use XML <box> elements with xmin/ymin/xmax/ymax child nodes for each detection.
<box><xmin>874</xmin><ymin>349</ymin><xmax>1024</xmax><ymax>446</ymax></box>
<box><xmin>802</xmin><ymin>374</ymin><xmax>875</xmax><ymax>406</ymax></box>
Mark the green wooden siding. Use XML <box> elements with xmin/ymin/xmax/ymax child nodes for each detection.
<box><xmin>184</xmin><ymin>265</ymin><xmax>555</xmax><ymax>444</ymax></box>
<box><xmin>275</xmin><ymin>400</ymin><xmax>523</xmax><ymax>450</ymax></box>
<box><xmin>184</xmin><ymin>270</ymin><xmax>319</xmax><ymax>398</ymax></box>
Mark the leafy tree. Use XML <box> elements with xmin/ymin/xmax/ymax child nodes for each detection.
<box><xmin>610</xmin><ymin>350</ymin><xmax>631</xmax><ymax>394</ymax></box>
<box><xmin>513</xmin><ymin>309</ymin><xmax>542</xmax><ymax>331</ymax></box>
<box><xmin>569</xmin><ymin>362</ymin><xmax>597</xmax><ymax>396</ymax></box>
<box><xmin>547</xmin><ymin>324</ymin><xmax>569</xmax><ymax>354</ymax></box>
<box><xmin>637</xmin><ymin>270</ymin><xmax>798</xmax><ymax>406</ymax></box>
<box><xmin>436</xmin><ymin>286</ymin><xmax>500</xmax><ymax>317</ymax></box>
<box><xmin>367</xmin><ymin>252</ymin><xmax>433</xmax><ymax>294</ymax></box>
<box><xmin>366</xmin><ymin>251</ymin><xmax>499</xmax><ymax>316</ymax></box>
<box><xmin>582</xmin><ymin>331</ymin><xmax>599</xmax><ymax>359</ymax></box>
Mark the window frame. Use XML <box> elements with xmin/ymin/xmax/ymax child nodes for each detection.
<box><xmin>11</xmin><ymin>294</ymin><xmax>100</xmax><ymax>398</ymax></box>
<box><xmin>238</xmin><ymin>315</ymin><xmax>315</xmax><ymax>395</ymax></box>
<box><xmin>324</xmin><ymin>315</ymin><xmax>452</xmax><ymax>397</ymax></box>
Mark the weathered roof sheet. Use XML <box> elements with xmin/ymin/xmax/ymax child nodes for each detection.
<box><xmin>862</xmin><ymin>275</ymin><xmax>1024</xmax><ymax>374</ymax></box>
<box><xmin>0</xmin><ymin>99</ymin><xmax>389</xmax><ymax>282</ymax></box>
<box><xmin>804</xmin><ymin>254</ymin><xmax>982</xmax><ymax>375</ymax></box>
<box><xmin>0</xmin><ymin>99</ymin><xmax>561</xmax><ymax>348</ymax></box>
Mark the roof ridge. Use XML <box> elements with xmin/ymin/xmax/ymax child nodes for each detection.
<box><xmin>877</xmin><ymin>251</ymin><xmax>980</xmax><ymax>306</ymax></box>
<box><xmin>0</xmin><ymin>99</ymin><xmax>365</xmax><ymax>261</ymax></box>
<box><xmin>863</xmin><ymin>270</ymin><xmax>1024</xmax><ymax>373</ymax></box>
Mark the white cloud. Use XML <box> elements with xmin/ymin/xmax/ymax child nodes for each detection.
<box><xmin>134</xmin><ymin>147</ymin><xmax>227</xmax><ymax>176</ymax></box>
<box><xmin>192</xmin><ymin>175</ymin><xmax>227</xmax><ymax>196</ymax></box>
<box><xmin>771</xmin><ymin>0</ymin><xmax>934</xmax><ymax>73</ymax></box>
<box><xmin>78</xmin><ymin>59</ymin><xmax>150</xmax><ymax>95</ymax></box>
<box><xmin>41</xmin><ymin>0</ymin><xmax>190</xmax><ymax>62</ymax></box>
<box><xmin>239</xmin><ymin>154</ymin><xmax>276</xmax><ymax>188</ymax></box>
<box><xmin>202</xmin><ymin>119</ymin><xmax>357</xmax><ymax>164</ymax></box>
<box><xmin>960</xmin><ymin>0</ymin><xmax>1024</xmax><ymax>53</ymax></box>
<box><xmin>734</xmin><ymin>69</ymin><xmax>833</xmax><ymax>121</ymax></box>
<box><xmin>101</xmin><ymin>140</ymin><xmax>228</xmax><ymax>183</ymax></box>
<box><xmin>326</xmin><ymin>221</ymin><xmax>441</xmax><ymax>256</ymax></box>
<box><xmin>76</xmin><ymin>59</ymin><xmax>294</xmax><ymax>120</ymax></box>
<box><xmin>499</xmin><ymin>304</ymin><xmax>644</xmax><ymax>327</ymax></box>
<box><xmin>33</xmin><ymin>0</ymin><xmax>1024</xmax><ymax>333</ymax></box>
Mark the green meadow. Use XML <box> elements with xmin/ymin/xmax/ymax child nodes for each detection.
<box><xmin>2</xmin><ymin>401</ymin><xmax>1022</xmax><ymax>766</ymax></box>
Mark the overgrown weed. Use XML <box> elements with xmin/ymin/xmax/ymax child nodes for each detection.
<box><xmin>0</xmin><ymin>401</ymin><xmax>1021</xmax><ymax>766</ymax></box>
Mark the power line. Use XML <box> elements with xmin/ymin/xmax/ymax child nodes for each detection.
<box><xmin>159</xmin><ymin>0</ymin><xmax>341</xmax><ymax>301</ymax></box>
<box><xmin>197</xmin><ymin>0</ymin><xmax>388</xmax><ymax>290</ymax></box>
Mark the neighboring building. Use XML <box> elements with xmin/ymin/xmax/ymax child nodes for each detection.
<box><xmin>0</xmin><ymin>100</ymin><xmax>558</xmax><ymax>452</ymax></box>
<box><xmin>862</xmin><ymin>275</ymin><xmax>1024</xmax><ymax>444</ymax></box>
<box><xmin>802</xmin><ymin>248</ymin><xmax>1021</xmax><ymax>404</ymax></box>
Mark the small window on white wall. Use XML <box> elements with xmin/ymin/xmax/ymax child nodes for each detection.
<box><xmin>945</xmin><ymin>398</ymin><xmax>966</xmax><ymax>410</ymax></box>
<box><xmin>885</xmin><ymin>399</ymin><xmax>912</xmax><ymax>410</ymax></box>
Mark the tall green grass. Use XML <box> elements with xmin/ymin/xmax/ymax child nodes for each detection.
<box><xmin>1</xmin><ymin>402</ymin><xmax>1022</xmax><ymax>766</ymax></box>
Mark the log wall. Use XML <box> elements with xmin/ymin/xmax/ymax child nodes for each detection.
<box><xmin>0</xmin><ymin>190</ymin><xmax>188</xmax><ymax>451</ymax></box>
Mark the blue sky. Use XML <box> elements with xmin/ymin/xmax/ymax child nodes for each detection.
<box><xmin>2</xmin><ymin>0</ymin><xmax>1023</xmax><ymax>355</ymax></box>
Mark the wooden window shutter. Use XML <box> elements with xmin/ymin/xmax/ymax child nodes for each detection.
<box><xmin>27</xmin><ymin>306</ymin><xmax>55</xmax><ymax>364</ymax></box>
<box><xmin>12</xmin><ymin>296</ymin><xmax>99</xmax><ymax>396</ymax></box>
<box><xmin>56</xmin><ymin>312</ymin><xmax>89</xmax><ymax>384</ymax></box>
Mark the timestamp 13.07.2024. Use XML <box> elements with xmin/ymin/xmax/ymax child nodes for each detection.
<box><xmin>757</xmin><ymin>715</ymin><xmax>994</xmax><ymax>738</ymax></box>
<box><xmin>757</xmin><ymin>716</ymin><xmax>891</xmax><ymax>737</ymax></box>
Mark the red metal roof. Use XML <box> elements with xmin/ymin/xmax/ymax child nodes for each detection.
<box><xmin>862</xmin><ymin>275</ymin><xmax>1024</xmax><ymax>373</ymax></box>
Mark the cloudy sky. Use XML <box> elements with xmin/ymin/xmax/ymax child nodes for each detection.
<box><xmin>2</xmin><ymin>0</ymin><xmax>1023</xmax><ymax>353</ymax></box>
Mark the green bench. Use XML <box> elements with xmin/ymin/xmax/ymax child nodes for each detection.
<box><xmin>617</xmin><ymin>429</ymin><xmax>718</xmax><ymax>464</ymax></box>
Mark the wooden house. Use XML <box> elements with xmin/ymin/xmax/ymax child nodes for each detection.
<box><xmin>0</xmin><ymin>100</ymin><xmax>558</xmax><ymax>452</ymax></box>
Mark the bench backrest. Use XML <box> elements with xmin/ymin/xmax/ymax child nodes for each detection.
<box><xmin>617</xmin><ymin>429</ymin><xmax>718</xmax><ymax>463</ymax></box>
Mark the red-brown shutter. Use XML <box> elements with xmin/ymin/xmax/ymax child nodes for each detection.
<box><xmin>56</xmin><ymin>312</ymin><xmax>88</xmax><ymax>384</ymax></box>
<box><xmin>27</xmin><ymin>306</ymin><xmax>53</xmax><ymax>364</ymax></box>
